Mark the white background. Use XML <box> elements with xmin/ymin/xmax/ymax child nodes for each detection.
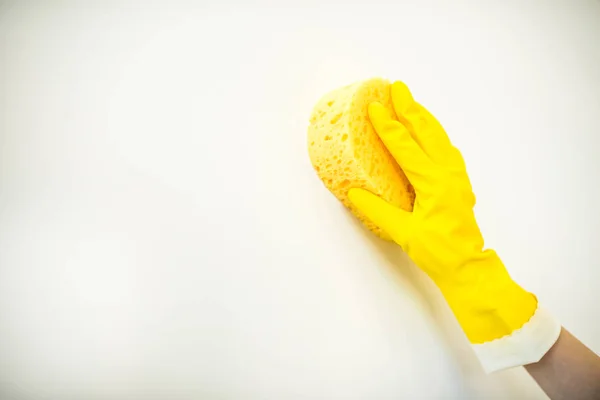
<box><xmin>1</xmin><ymin>1</ymin><xmax>599</xmax><ymax>399</ymax></box>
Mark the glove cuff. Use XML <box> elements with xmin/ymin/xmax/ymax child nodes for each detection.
<box><xmin>472</xmin><ymin>305</ymin><xmax>561</xmax><ymax>373</ymax></box>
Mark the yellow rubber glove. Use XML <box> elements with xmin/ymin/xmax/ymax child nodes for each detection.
<box><xmin>348</xmin><ymin>82</ymin><xmax>560</xmax><ymax>372</ymax></box>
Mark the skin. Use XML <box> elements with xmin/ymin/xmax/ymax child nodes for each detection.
<box><xmin>525</xmin><ymin>328</ymin><xmax>600</xmax><ymax>400</ymax></box>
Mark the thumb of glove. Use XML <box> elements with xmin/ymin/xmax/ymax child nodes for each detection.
<box><xmin>348</xmin><ymin>188</ymin><xmax>412</xmax><ymax>247</ymax></box>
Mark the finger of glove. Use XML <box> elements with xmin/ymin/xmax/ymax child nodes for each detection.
<box><xmin>391</xmin><ymin>81</ymin><xmax>454</xmax><ymax>165</ymax></box>
<box><xmin>348</xmin><ymin>188</ymin><xmax>411</xmax><ymax>245</ymax></box>
<box><xmin>368</xmin><ymin>102</ymin><xmax>434</xmax><ymax>184</ymax></box>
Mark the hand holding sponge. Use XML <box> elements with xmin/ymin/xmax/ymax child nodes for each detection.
<box><xmin>308</xmin><ymin>79</ymin><xmax>561</xmax><ymax>373</ymax></box>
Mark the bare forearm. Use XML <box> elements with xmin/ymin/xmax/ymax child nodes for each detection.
<box><xmin>525</xmin><ymin>328</ymin><xmax>600</xmax><ymax>400</ymax></box>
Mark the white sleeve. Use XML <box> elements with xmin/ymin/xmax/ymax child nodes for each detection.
<box><xmin>472</xmin><ymin>306</ymin><xmax>562</xmax><ymax>373</ymax></box>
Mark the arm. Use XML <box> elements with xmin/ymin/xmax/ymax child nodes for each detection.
<box><xmin>347</xmin><ymin>81</ymin><xmax>599</xmax><ymax>385</ymax></box>
<box><xmin>525</xmin><ymin>328</ymin><xmax>600</xmax><ymax>400</ymax></box>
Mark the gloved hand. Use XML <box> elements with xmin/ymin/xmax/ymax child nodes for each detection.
<box><xmin>348</xmin><ymin>81</ymin><xmax>561</xmax><ymax>373</ymax></box>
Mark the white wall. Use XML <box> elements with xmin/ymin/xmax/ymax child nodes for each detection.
<box><xmin>1</xmin><ymin>1</ymin><xmax>599</xmax><ymax>399</ymax></box>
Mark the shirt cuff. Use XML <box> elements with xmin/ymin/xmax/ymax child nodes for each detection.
<box><xmin>472</xmin><ymin>306</ymin><xmax>561</xmax><ymax>373</ymax></box>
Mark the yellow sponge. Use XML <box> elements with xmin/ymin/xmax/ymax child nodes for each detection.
<box><xmin>307</xmin><ymin>78</ymin><xmax>415</xmax><ymax>239</ymax></box>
